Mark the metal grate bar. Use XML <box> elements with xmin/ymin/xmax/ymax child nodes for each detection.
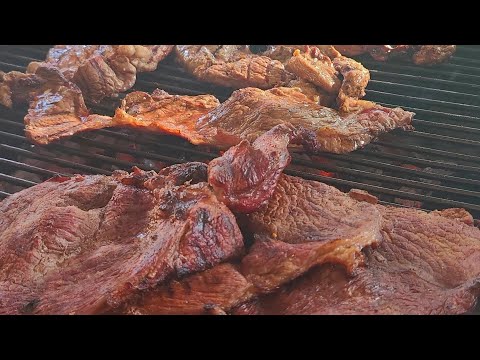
<box><xmin>0</xmin><ymin>190</ymin><xmax>11</xmax><ymax>199</ymax></box>
<box><xmin>0</xmin><ymin>157</ymin><xmax>67</xmax><ymax>177</ymax></box>
<box><xmin>0</xmin><ymin>172</ymin><xmax>38</xmax><ymax>187</ymax></box>
<box><xmin>0</xmin><ymin>143</ymin><xmax>112</xmax><ymax>175</ymax></box>
<box><xmin>285</xmin><ymin>168</ymin><xmax>480</xmax><ymax>212</ymax></box>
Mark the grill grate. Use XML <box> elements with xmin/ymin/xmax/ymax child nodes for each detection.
<box><xmin>1</xmin><ymin>45</ymin><xmax>479</xmax><ymax>223</ymax></box>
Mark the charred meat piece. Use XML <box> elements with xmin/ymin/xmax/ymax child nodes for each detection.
<box><xmin>0</xmin><ymin>164</ymin><xmax>244</xmax><ymax>314</ymax></box>
<box><xmin>126</xmin><ymin>175</ymin><xmax>383</xmax><ymax>315</ymax></box>
<box><xmin>235</xmin><ymin>205</ymin><xmax>480</xmax><ymax>315</ymax></box>
<box><xmin>283</xmin><ymin>46</ymin><xmax>370</xmax><ymax>110</ymax></box>
<box><xmin>195</xmin><ymin>87</ymin><xmax>414</xmax><ymax>154</ymax></box>
<box><xmin>208</xmin><ymin>125</ymin><xmax>294</xmax><ymax>213</ymax></box>
<box><xmin>240</xmin><ymin>174</ymin><xmax>383</xmax><ymax>292</ymax></box>
<box><xmin>412</xmin><ymin>45</ymin><xmax>457</xmax><ymax>65</ymax></box>
<box><xmin>0</xmin><ymin>45</ymin><xmax>173</xmax><ymax>108</ymax></box>
<box><xmin>335</xmin><ymin>45</ymin><xmax>456</xmax><ymax>65</ymax></box>
<box><xmin>334</xmin><ymin>45</ymin><xmax>396</xmax><ymax>61</ymax></box>
<box><xmin>175</xmin><ymin>45</ymin><xmax>293</xmax><ymax>89</ymax></box>
<box><xmin>0</xmin><ymin>70</ymin><xmax>48</xmax><ymax>108</ymax></box>
<box><xmin>28</xmin><ymin>45</ymin><xmax>173</xmax><ymax>75</ymax></box>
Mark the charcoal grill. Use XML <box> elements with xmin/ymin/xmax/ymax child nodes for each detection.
<box><xmin>1</xmin><ymin>45</ymin><xmax>479</xmax><ymax>225</ymax></box>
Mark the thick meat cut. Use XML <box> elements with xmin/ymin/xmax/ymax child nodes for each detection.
<box><xmin>23</xmin><ymin>68</ymin><xmax>112</xmax><ymax>145</ymax></box>
<box><xmin>235</xmin><ymin>205</ymin><xmax>480</xmax><ymax>315</ymax></box>
<box><xmin>240</xmin><ymin>174</ymin><xmax>383</xmax><ymax>292</ymax></box>
<box><xmin>0</xmin><ymin>164</ymin><xmax>244</xmax><ymax>314</ymax></box>
<box><xmin>130</xmin><ymin>197</ymin><xmax>480</xmax><ymax>315</ymax></box>
<box><xmin>1</xmin><ymin>45</ymin><xmax>174</xmax><ymax>148</ymax></box>
<box><xmin>0</xmin><ymin>128</ymin><xmax>296</xmax><ymax>314</ymax></box>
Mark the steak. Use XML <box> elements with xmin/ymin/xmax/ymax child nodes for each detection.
<box><xmin>195</xmin><ymin>87</ymin><xmax>414</xmax><ymax>154</ymax></box>
<box><xmin>175</xmin><ymin>45</ymin><xmax>293</xmax><ymax>89</ymax></box>
<box><xmin>0</xmin><ymin>163</ymin><xmax>244</xmax><ymax>314</ymax></box>
<box><xmin>1</xmin><ymin>45</ymin><xmax>174</xmax><ymax>147</ymax></box>
<box><xmin>334</xmin><ymin>45</ymin><xmax>457</xmax><ymax>65</ymax></box>
<box><xmin>234</xmin><ymin>205</ymin><xmax>480</xmax><ymax>315</ymax></box>
<box><xmin>240</xmin><ymin>174</ymin><xmax>383</xmax><ymax>292</ymax></box>
<box><xmin>0</xmin><ymin>127</ymin><xmax>295</xmax><ymax>314</ymax></box>
<box><xmin>24</xmin><ymin>70</ymin><xmax>112</xmax><ymax>145</ymax></box>
<box><xmin>0</xmin><ymin>45</ymin><xmax>174</xmax><ymax>108</ymax></box>
<box><xmin>120</xmin><ymin>175</ymin><xmax>480</xmax><ymax>315</ymax></box>
<box><xmin>121</xmin><ymin>174</ymin><xmax>385</xmax><ymax>315</ymax></box>
<box><xmin>113</xmin><ymin>89</ymin><xmax>220</xmax><ymax>144</ymax></box>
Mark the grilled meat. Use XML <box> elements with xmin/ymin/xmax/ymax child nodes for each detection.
<box><xmin>27</xmin><ymin>87</ymin><xmax>413</xmax><ymax>154</ymax></box>
<box><xmin>412</xmin><ymin>45</ymin><xmax>457</xmax><ymax>65</ymax></box>
<box><xmin>195</xmin><ymin>87</ymin><xmax>413</xmax><ymax>154</ymax></box>
<box><xmin>113</xmin><ymin>89</ymin><xmax>220</xmax><ymax>144</ymax></box>
<box><xmin>0</xmin><ymin>164</ymin><xmax>244</xmax><ymax>314</ymax></box>
<box><xmin>124</xmin><ymin>263</ymin><xmax>254</xmax><ymax>315</ymax></box>
<box><xmin>0</xmin><ymin>128</ymin><xmax>295</xmax><ymax>314</ymax></box>
<box><xmin>24</xmin><ymin>70</ymin><xmax>111</xmax><ymax>145</ymax></box>
<box><xmin>175</xmin><ymin>45</ymin><xmax>293</xmax><ymax>89</ymax></box>
<box><xmin>285</xmin><ymin>48</ymin><xmax>341</xmax><ymax>94</ymax></box>
<box><xmin>122</xmin><ymin>181</ymin><xmax>480</xmax><ymax>315</ymax></box>
<box><xmin>335</xmin><ymin>45</ymin><xmax>457</xmax><ymax>65</ymax></box>
<box><xmin>25</xmin><ymin>88</ymin><xmax>219</xmax><ymax>145</ymax></box>
<box><xmin>176</xmin><ymin>45</ymin><xmax>370</xmax><ymax>110</ymax></box>
<box><xmin>234</xmin><ymin>205</ymin><xmax>480</xmax><ymax>315</ymax></box>
<box><xmin>208</xmin><ymin>124</ymin><xmax>294</xmax><ymax>213</ymax></box>
<box><xmin>240</xmin><ymin>174</ymin><xmax>383</xmax><ymax>292</ymax></box>
<box><xmin>0</xmin><ymin>45</ymin><xmax>173</xmax><ymax>108</ymax></box>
